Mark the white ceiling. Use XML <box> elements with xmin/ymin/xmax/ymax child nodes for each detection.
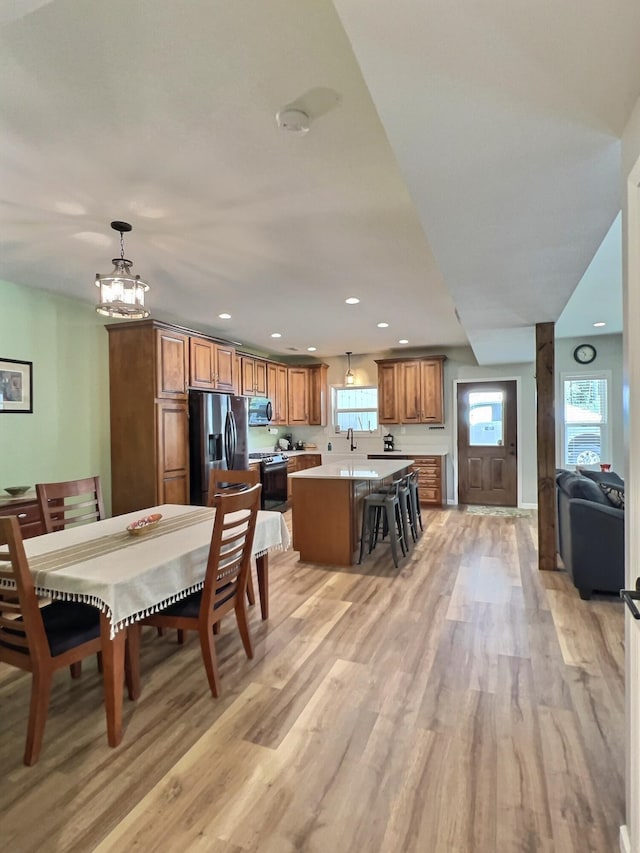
<box><xmin>1</xmin><ymin>1</ymin><xmax>638</xmax><ymax>363</ymax></box>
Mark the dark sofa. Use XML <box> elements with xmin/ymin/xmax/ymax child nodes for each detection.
<box><xmin>556</xmin><ymin>469</ymin><xmax>624</xmax><ymax>599</ymax></box>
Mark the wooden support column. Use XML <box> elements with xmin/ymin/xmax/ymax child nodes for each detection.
<box><xmin>536</xmin><ymin>322</ymin><xmax>557</xmax><ymax>571</ymax></box>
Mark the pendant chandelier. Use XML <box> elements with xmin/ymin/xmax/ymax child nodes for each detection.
<box><xmin>95</xmin><ymin>221</ymin><xmax>150</xmax><ymax>319</ymax></box>
<box><xmin>345</xmin><ymin>351</ymin><xmax>355</xmax><ymax>385</ymax></box>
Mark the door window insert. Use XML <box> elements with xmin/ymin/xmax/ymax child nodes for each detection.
<box><xmin>468</xmin><ymin>390</ymin><xmax>504</xmax><ymax>446</ymax></box>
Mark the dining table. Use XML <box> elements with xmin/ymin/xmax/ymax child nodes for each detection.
<box><xmin>14</xmin><ymin>504</ymin><xmax>291</xmax><ymax>747</ymax></box>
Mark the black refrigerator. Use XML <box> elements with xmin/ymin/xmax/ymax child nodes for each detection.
<box><xmin>189</xmin><ymin>391</ymin><xmax>250</xmax><ymax>506</ymax></box>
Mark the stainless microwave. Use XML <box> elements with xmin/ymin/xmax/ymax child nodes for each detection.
<box><xmin>248</xmin><ymin>397</ymin><xmax>273</xmax><ymax>426</ymax></box>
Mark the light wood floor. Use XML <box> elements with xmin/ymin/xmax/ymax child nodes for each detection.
<box><xmin>0</xmin><ymin>508</ymin><xmax>624</xmax><ymax>852</ymax></box>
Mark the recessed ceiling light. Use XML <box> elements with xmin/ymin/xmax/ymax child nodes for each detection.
<box><xmin>218</xmin><ymin>313</ymin><xmax>231</xmax><ymax>320</ymax></box>
<box><xmin>345</xmin><ymin>297</ymin><xmax>360</xmax><ymax>305</ymax></box>
<box><xmin>399</xmin><ymin>339</ymin><xmax>409</xmax><ymax>344</ymax></box>
<box><xmin>377</xmin><ymin>322</ymin><xmax>389</xmax><ymax>328</ymax></box>
<box><xmin>593</xmin><ymin>321</ymin><xmax>606</xmax><ymax>327</ymax></box>
<box><xmin>271</xmin><ymin>333</ymin><xmax>282</xmax><ymax>338</ymax></box>
<box><xmin>307</xmin><ymin>346</ymin><xmax>317</xmax><ymax>352</ymax></box>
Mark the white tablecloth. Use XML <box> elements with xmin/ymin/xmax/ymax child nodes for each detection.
<box><xmin>2</xmin><ymin>505</ymin><xmax>290</xmax><ymax>636</ymax></box>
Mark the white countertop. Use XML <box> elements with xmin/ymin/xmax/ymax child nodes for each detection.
<box><xmin>365</xmin><ymin>449</ymin><xmax>448</xmax><ymax>457</ymax></box>
<box><xmin>289</xmin><ymin>458</ymin><xmax>414</xmax><ymax>481</ymax></box>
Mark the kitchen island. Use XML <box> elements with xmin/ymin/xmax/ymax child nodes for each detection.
<box><xmin>289</xmin><ymin>457</ymin><xmax>413</xmax><ymax>566</ymax></box>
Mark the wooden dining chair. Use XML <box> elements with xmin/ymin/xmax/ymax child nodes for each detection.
<box><xmin>208</xmin><ymin>467</ymin><xmax>260</xmax><ymax>609</ymax></box>
<box><xmin>36</xmin><ymin>475</ymin><xmax>106</xmax><ymax>676</ymax></box>
<box><xmin>140</xmin><ymin>483</ymin><xmax>261</xmax><ymax>698</ymax></box>
<box><xmin>36</xmin><ymin>475</ymin><xmax>105</xmax><ymax>534</ymax></box>
<box><xmin>0</xmin><ymin>516</ymin><xmax>140</xmax><ymax>765</ymax></box>
<box><xmin>207</xmin><ymin>467</ymin><xmax>260</xmax><ymax>503</ymax></box>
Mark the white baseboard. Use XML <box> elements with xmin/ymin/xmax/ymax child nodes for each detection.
<box><xmin>620</xmin><ymin>824</ymin><xmax>631</xmax><ymax>853</ymax></box>
<box><xmin>520</xmin><ymin>502</ymin><xmax>537</xmax><ymax>509</ymax></box>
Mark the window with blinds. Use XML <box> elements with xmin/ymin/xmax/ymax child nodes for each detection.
<box><xmin>333</xmin><ymin>386</ymin><xmax>379</xmax><ymax>433</ymax></box>
<box><xmin>561</xmin><ymin>373</ymin><xmax>610</xmax><ymax>466</ymax></box>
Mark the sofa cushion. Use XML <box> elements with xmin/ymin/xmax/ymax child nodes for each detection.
<box><xmin>557</xmin><ymin>473</ymin><xmax>610</xmax><ymax>505</ymax></box>
<box><xmin>599</xmin><ymin>482</ymin><xmax>625</xmax><ymax>509</ymax></box>
<box><xmin>580</xmin><ymin>468</ymin><xmax>625</xmax><ymax>488</ymax></box>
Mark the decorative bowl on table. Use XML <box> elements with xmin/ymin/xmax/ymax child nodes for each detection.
<box><xmin>4</xmin><ymin>486</ymin><xmax>30</xmax><ymax>497</ymax></box>
<box><xmin>126</xmin><ymin>513</ymin><xmax>163</xmax><ymax>536</ymax></box>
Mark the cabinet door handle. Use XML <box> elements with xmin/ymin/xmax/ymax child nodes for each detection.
<box><xmin>18</xmin><ymin>513</ymin><xmax>27</xmax><ymax>519</ymax></box>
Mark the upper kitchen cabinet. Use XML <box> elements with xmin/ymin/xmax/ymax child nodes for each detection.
<box><xmin>156</xmin><ymin>327</ymin><xmax>189</xmax><ymax>398</ymax></box>
<box><xmin>286</xmin><ymin>364</ymin><xmax>329</xmax><ymax>426</ymax></box>
<box><xmin>376</xmin><ymin>360</ymin><xmax>399</xmax><ymax>424</ymax></box>
<box><xmin>189</xmin><ymin>337</ymin><xmax>236</xmax><ymax>392</ymax></box>
<box><xmin>287</xmin><ymin>367</ymin><xmax>309</xmax><ymax>425</ymax></box>
<box><xmin>376</xmin><ymin>356</ymin><xmax>446</xmax><ymax>424</ymax></box>
<box><xmin>267</xmin><ymin>362</ymin><xmax>289</xmax><ymax>425</ymax></box>
<box><xmin>308</xmin><ymin>364</ymin><xmax>329</xmax><ymax>426</ymax></box>
<box><xmin>240</xmin><ymin>355</ymin><xmax>267</xmax><ymax>397</ymax></box>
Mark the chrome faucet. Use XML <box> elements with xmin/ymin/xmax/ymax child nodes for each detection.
<box><xmin>346</xmin><ymin>427</ymin><xmax>357</xmax><ymax>451</ymax></box>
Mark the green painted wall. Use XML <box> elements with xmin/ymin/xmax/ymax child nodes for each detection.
<box><xmin>0</xmin><ymin>280</ymin><xmax>112</xmax><ymax>513</ymax></box>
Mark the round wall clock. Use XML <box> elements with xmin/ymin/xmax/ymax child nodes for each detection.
<box><xmin>573</xmin><ymin>344</ymin><xmax>597</xmax><ymax>365</ymax></box>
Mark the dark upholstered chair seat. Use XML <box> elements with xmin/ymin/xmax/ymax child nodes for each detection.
<box><xmin>0</xmin><ymin>601</ymin><xmax>100</xmax><ymax>657</ymax></box>
<box><xmin>158</xmin><ymin>584</ymin><xmax>235</xmax><ymax>619</ymax></box>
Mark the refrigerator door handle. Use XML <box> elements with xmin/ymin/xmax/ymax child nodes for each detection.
<box><xmin>230</xmin><ymin>411</ymin><xmax>237</xmax><ymax>468</ymax></box>
<box><xmin>224</xmin><ymin>412</ymin><xmax>232</xmax><ymax>468</ymax></box>
<box><xmin>224</xmin><ymin>410</ymin><xmax>238</xmax><ymax>469</ymax></box>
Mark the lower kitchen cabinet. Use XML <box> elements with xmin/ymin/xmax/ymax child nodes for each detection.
<box><xmin>287</xmin><ymin>454</ymin><xmax>322</xmax><ymax>501</ymax></box>
<box><xmin>367</xmin><ymin>454</ymin><xmax>446</xmax><ymax>506</ymax></box>
<box><xmin>156</xmin><ymin>401</ymin><xmax>190</xmax><ymax>506</ymax></box>
<box><xmin>411</xmin><ymin>455</ymin><xmax>446</xmax><ymax>506</ymax></box>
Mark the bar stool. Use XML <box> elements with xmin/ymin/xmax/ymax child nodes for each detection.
<box><xmin>407</xmin><ymin>469</ymin><xmax>423</xmax><ymax>534</ymax></box>
<box><xmin>358</xmin><ymin>481</ymin><xmax>407</xmax><ymax>568</ymax></box>
<box><xmin>377</xmin><ymin>476</ymin><xmax>414</xmax><ymax>550</ymax></box>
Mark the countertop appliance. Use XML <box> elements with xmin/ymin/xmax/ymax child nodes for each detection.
<box><xmin>384</xmin><ymin>433</ymin><xmax>395</xmax><ymax>452</ymax></box>
<box><xmin>248</xmin><ymin>452</ymin><xmax>289</xmax><ymax>511</ymax></box>
<box><xmin>189</xmin><ymin>392</ymin><xmax>249</xmax><ymax>505</ymax></box>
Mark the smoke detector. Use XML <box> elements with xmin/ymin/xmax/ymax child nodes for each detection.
<box><xmin>276</xmin><ymin>108</ymin><xmax>310</xmax><ymax>134</ymax></box>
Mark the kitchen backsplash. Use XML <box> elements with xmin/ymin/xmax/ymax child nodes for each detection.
<box><xmin>248</xmin><ymin>424</ymin><xmax>452</xmax><ymax>455</ymax></box>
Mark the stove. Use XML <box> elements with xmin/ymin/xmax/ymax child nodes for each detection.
<box><xmin>248</xmin><ymin>453</ymin><xmax>289</xmax><ymax>510</ymax></box>
<box><xmin>249</xmin><ymin>452</ymin><xmax>289</xmax><ymax>466</ymax></box>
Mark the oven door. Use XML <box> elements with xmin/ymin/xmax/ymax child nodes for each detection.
<box><xmin>261</xmin><ymin>460</ymin><xmax>288</xmax><ymax>511</ymax></box>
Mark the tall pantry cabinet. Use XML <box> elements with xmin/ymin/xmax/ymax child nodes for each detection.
<box><xmin>107</xmin><ymin>321</ymin><xmax>190</xmax><ymax>516</ymax></box>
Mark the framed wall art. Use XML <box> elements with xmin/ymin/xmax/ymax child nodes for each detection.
<box><xmin>0</xmin><ymin>358</ymin><xmax>33</xmax><ymax>413</ymax></box>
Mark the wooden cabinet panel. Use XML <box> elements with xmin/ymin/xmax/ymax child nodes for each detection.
<box><xmin>156</xmin><ymin>329</ymin><xmax>189</xmax><ymax>398</ymax></box>
<box><xmin>156</xmin><ymin>401</ymin><xmax>189</xmax><ymax>505</ymax></box>
<box><xmin>376</xmin><ymin>356</ymin><xmax>445</xmax><ymax>425</ymax></box>
<box><xmin>0</xmin><ymin>499</ymin><xmax>43</xmax><ymax>538</ymax></box>
<box><xmin>254</xmin><ymin>360</ymin><xmax>267</xmax><ymax>396</ymax></box>
<box><xmin>287</xmin><ymin>368</ymin><xmax>309</xmax><ymax>425</ymax></box>
<box><xmin>308</xmin><ymin>365</ymin><xmax>328</xmax><ymax>426</ymax></box>
<box><xmin>276</xmin><ymin>366</ymin><xmax>289</xmax><ymax>425</ymax></box>
<box><xmin>240</xmin><ymin>355</ymin><xmax>266</xmax><ymax>396</ymax></box>
<box><xmin>399</xmin><ymin>361</ymin><xmax>422</xmax><ymax>423</ymax></box>
<box><xmin>191</xmin><ymin>338</ymin><xmax>236</xmax><ymax>392</ymax></box>
<box><xmin>378</xmin><ymin>361</ymin><xmax>399</xmax><ymax>423</ymax></box>
<box><xmin>213</xmin><ymin>343</ymin><xmax>236</xmax><ymax>392</ymax></box>
<box><xmin>267</xmin><ymin>363</ymin><xmax>288</xmax><ymax>424</ymax></box>
<box><xmin>189</xmin><ymin>336</ymin><xmax>215</xmax><ymax>389</ymax></box>
<box><xmin>287</xmin><ymin>454</ymin><xmax>322</xmax><ymax>500</ymax></box>
<box><xmin>420</xmin><ymin>360</ymin><xmax>444</xmax><ymax>423</ymax></box>
<box><xmin>411</xmin><ymin>455</ymin><xmax>445</xmax><ymax>506</ymax></box>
